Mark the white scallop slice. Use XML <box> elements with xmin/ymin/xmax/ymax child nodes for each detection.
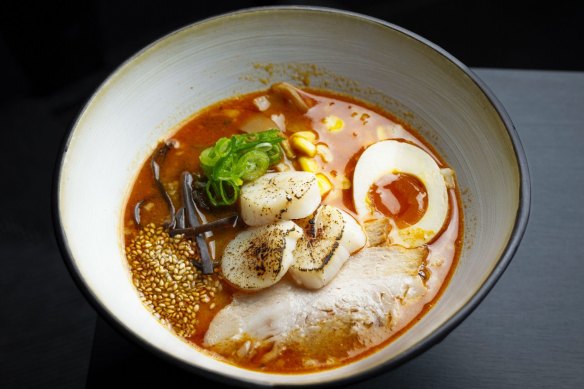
<box><xmin>353</xmin><ymin>140</ymin><xmax>448</xmax><ymax>248</ymax></box>
<box><xmin>289</xmin><ymin>205</ymin><xmax>350</xmax><ymax>290</ymax></box>
<box><xmin>240</xmin><ymin>172</ymin><xmax>321</xmax><ymax>226</ymax></box>
<box><xmin>221</xmin><ymin>220</ymin><xmax>303</xmax><ymax>291</ymax></box>
<box><xmin>288</xmin><ymin>205</ymin><xmax>366</xmax><ymax>290</ymax></box>
<box><xmin>338</xmin><ymin>208</ymin><xmax>367</xmax><ymax>253</ymax></box>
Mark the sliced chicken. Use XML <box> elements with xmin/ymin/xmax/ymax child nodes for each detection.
<box><xmin>221</xmin><ymin>221</ymin><xmax>303</xmax><ymax>291</ymax></box>
<box><xmin>205</xmin><ymin>245</ymin><xmax>428</xmax><ymax>366</ymax></box>
<box><xmin>363</xmin><ymin>217</ymin><xmax>391</xmax><ymax>247</ymax></box>
<box><xmin>239</xmin><ymin>172</ymin><xmax>320</xmax><ymax>226</ymax></box>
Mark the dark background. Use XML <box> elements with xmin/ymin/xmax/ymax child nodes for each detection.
<box><xmin>0</xmin><ymin>0</ymin><xmax>584</xmax><ymax>99</ymax></box>
<box><xmin>0</xmin><ymin>1</ymin><xmax>583</xmax><ymax>388</ymax></box>
<box><xmin>2</xmin><ymin>0</ymin><xmax>584</xmax><ymax>100</ymax></box>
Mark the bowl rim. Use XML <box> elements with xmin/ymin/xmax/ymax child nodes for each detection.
<box><xmin>52</xmin><ymin>5</ymin><xmax>531</xmax><ymax>388</ymax></box>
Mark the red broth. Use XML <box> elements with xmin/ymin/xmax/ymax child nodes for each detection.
<box><xmin>123</xmin><ymin>85</ymin><xmax>463</xmax><ymax>373</ymax></box>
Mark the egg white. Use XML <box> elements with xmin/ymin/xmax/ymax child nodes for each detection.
<box><xmin>353</xmin><ymin>140</ymin><xmax>448</xmax><ymax>248</ymax></box>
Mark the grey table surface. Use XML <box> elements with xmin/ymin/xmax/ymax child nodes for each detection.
<box><xmin>1</xmin><ymin>68</ymin><xmax>583</xmax><ymax>388</ymax></box>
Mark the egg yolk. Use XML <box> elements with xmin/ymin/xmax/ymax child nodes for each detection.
<box><xmin>370</xmin><ymin>173</ymin><xmax>428</xmax><ymax>228</ymax></box>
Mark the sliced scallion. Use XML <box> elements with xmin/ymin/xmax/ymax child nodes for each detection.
<box><xmin>199</xmin><ymin>129</ymin><xmax>284</xmax><ymax>206</ymax></box>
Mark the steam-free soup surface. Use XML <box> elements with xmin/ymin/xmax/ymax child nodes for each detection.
<box><xmin>123</xmin><ymin>84</ymin><xmax>462</xmax><ymax>372</ymax></box>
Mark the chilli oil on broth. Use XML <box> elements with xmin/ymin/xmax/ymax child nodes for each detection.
<box><xmin>123</xmin><ymin>83</ymin><xmax>462</xmax><ymax>372</ymax></box>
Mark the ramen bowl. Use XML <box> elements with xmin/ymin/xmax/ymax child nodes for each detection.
<box><xmin>54</xmin><ymin>6</ymin><xmax>530</xmax><ymax>387</ymax></box>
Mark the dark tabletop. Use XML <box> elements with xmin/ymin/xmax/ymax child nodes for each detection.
<box><xmin>1</xmin><ymin>67</ymin><xmax>583</xmax><ymax>388</ymax></box>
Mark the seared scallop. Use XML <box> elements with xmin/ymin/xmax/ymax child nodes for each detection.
<box><xmin>339</xmin><ymin>208</ymin><xmax>367</xmax><ymax>253</ymax></box>
<box><xmin>239</xmin><ymin>171</ymin><xmax>321</xmax><ymax>226</ymax></box>
<box><xmin>289</xmin><ymin>205</ymin><xmax>366</xmax><ymax>289</ymax></box>
<box><xmin>221</xmin><ymin>220</ymin><xmax>303</xmax><ymax>291</ymax></box>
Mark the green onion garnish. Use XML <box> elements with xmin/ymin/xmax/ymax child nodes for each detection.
<box><xmin>199</xmin><ymin>129</ymin><xmax>284</xmax><ymax>206</ymax></box>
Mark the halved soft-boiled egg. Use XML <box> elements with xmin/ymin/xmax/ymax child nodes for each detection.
<box><xmin>353</xmin><ymin>140</ymin><xmax>448</xmax><ymax>248</ymax></box>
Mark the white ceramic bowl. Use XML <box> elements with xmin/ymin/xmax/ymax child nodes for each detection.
<box><xmin>54</xmin><ymin>7</ymin><xmax>530</xmax><ymax>387</ymax></box>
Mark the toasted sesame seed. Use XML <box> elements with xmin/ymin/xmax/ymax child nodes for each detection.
<box><xmin>126</xmin><ymin>223</ymin><xmax>223</xmax><ymax>338</ymax></box>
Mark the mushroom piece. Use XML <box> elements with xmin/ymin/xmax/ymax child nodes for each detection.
<box><xmin>270</xmin><ymin>82</ymin><xmax>315</xmax><ymax>113</ymax></box>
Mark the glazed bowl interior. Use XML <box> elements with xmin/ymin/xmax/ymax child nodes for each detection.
<box><xmin>56</xmin><ymin>7</ymin><xmax>527</xmax><ymax>386</ymax></box>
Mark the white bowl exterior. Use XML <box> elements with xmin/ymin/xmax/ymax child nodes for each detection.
<box><xmin>59</xmin><ymin>9</ymin><xmax>520</xmax><ymax>386</ymax></box>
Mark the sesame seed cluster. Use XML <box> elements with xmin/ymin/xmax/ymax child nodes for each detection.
<box><xmin>125</xmin><ymin>224</ymin><xmax>221</xmax><ymax>337</ymax></box>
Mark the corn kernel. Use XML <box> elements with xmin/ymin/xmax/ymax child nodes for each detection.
<box><xmin>316</xmin><ymin>173</ymin><xmax>333</xmax><ymax>197</ymax></box>
<box><xmin>290</xmin><ymin>136</ymin><xmax>317</xmax><ymax>157</ymax></box>
<box><xmin>316</xmin><ymin>144</ymin><xmax>333</xmax><ymax>162</ymax></box>
<box><xmin>323</xmin><ymin>115</ymin><xmax>344</xmax><ymax>132</ymax></box>
<box><xmin>340</xmin><ymin>175</ymin><xmax>351</xmax><ymax>189</ymax></box>
<box><xmin>298</xmin><ymin>157</ymin><xmax>318</xmax><ymax>173</ymax></box>
<box><xmin>290</xmin><ymin>131</ymin><xmax>317</xmax><ymax>142</ymax></box>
